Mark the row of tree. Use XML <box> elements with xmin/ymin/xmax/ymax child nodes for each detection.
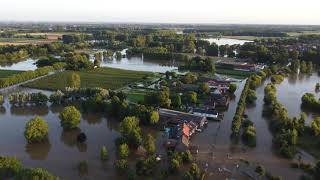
<box><xmin>0</xmin><ymin>65</ymin><xmax>61</xmax><ymax>89</ymax></box>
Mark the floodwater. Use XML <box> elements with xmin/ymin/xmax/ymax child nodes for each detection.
<box><xmin>276</xmin><ymin>73</ymin><xmax>320</xmax><ymax>124</ymax></box>
<box><xmin>191</xmin><ymin>73</ymin><xmax>319</xmax><ymax>179</ymax></box>
<box><xmin>0</xmin><ymin>58</ymin><xmax>38</xmax><ymax>71</ymax></box>
<box><xmin>203</xmin><ymin>38</ymin><xmax>252</xmax><ymax>46</ymax></box>
<box><xmin>90</xmin><ymin>49</ymin><xmax>178</xmax><ymax>73</ymax></box>
<box><xmin>0</xmin><ymin>72</ymin><xmax>319</xmax><ymax>179</ymax></box>
<box><xmin>0</xmin><ymin>87</ymin><xmax>167</xmax><ymax>180</ymax></box>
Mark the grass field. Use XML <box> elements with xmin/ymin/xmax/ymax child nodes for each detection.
<box><xmin>287</xmin><ymin>31</ymin><xmax>320</xmax><ymax>37</ymax></box>
<box><xmin>0</xmin><ymin>69</ymin><xmax>24</xmax><ymax>78</ymax></box>
<box><xmin>23</xmin><ymin>67</ymin><xmax>153</xmax><ymax>90</ymax></box>
<box><xmin>216</xmin><ymin>68</ymin><xmax>253</xmax><ymax>78</ymax></box>
<box><xmin>0</xmin><ymin>38</ymin><xmax>57</xmax><ymax>46</ymax></box>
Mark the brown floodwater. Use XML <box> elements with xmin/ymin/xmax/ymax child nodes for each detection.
<box><xmin>191</xmin><ymin>73</ymin><xmax>320</xmax><ymax>180</ymax></box>
<box><xmin>0</xmin><ymin>72</ymin><xmax>319</xmax><ymax>180</ymax></box>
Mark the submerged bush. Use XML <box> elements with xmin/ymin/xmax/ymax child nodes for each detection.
<box><xmin>24</xmin><ymin>116</ymin><xmax>49</xmax><ymax>143</ymax></box>
<box><xmin>100</xmin><ymin>146</ymin><xmax>109</xmax><ymax>161</ymax></box>
<box><xmin>0</xmin><ymin>156</ymin><xmax>22</xmax><ymax>178</ymax></box>
<box><xmin>15</xmin><ymin>168</ymin><xmax>60</xmax><ymax>180</ymax></box>
<box><xmin>59</xmin><ymin>106</ymin><xmax>81</xmax><ymax>130</ymax></box>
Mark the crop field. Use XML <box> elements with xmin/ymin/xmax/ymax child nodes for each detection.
<box><xmin>23</xmin><ymin>67</ymin><xmax>153</xmax><ymax>90</ymax></box>
<box><xmin>0</xmin><ymin>69</ymin><xmax>24</xmax><ymax>78</ymax></box>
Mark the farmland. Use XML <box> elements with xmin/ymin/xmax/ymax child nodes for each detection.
<box><xmin>23</xmin><ymin>67</ymin><xmax>154</xmax><ymax>90</ymax></box>
<box><xmin>0</xmin><ymin>69</ymin><xmax>24</xmax><ymax>78</ymax></box>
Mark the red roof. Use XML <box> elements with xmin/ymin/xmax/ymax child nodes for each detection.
<box><xmin>182</xmin><ymin>123</ymin><xmax>190</xmax><ymax>137</ymax></box>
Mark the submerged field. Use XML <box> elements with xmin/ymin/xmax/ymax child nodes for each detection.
<box><xmin>0</xmin><ymin>69</ymin><xmax>24</xmax><ymax>78</ymax></box>
<box><xmin>24</xmin><ymin>67</ymin><xmax>153</xmax><ymax>90</ymax></box>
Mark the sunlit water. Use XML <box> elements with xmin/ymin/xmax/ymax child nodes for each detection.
<box><xmin>0</xmin><ymin>58</ymin><xmax>38</xmax><ymax>71</ymax></box>
<box><xmin>203</xmin><ymin>38</ymin><xmax>252</xmax><ymax>46</ymax></box>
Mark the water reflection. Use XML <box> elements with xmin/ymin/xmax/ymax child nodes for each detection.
<box><xmin>0</xmin><ymin>58</ymin><xmax>38</xmax><ymax>71</ymax></box>
<box><xmin>25</xmin><ymin>141</ymin><xmax>51</xmax><ymax>160</ymax></box>
<box><xmin>10</xmin><ymin>105</ymin><xmax>49</xmax><ymax>116</ymax></box>
<box><xmin>82</xmin><ymin>113</ymin><xmax>103</xmax><ymax>124</ymax></box>
<box><xmin>60</xmin><ymin>128</ymin><xmax>81</xmax><ymax>147</ymax></box>
<box><xmin>0</xmin><ymin>106</ymin><xmax>5</xmax><ymax>114</ymax></box>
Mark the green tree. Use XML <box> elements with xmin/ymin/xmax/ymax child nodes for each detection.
<box><xmin>199</xmin><ymin>83</ymin><xmax>210</xmax><ymax>95</ymax></box>
<box><xmin>300</xmin><ymin>61</ymin><xmax>307</xmax><ymax>73</ymax></box>
<box><xmin>206</xmin><ymin>43</ymin><xmax>219</xmax><ymax>56</ymax></box>
<box><xmin>0</xmin><ymin>156</ymin><xmax>22</xmax><ymax>178</ymax></box>
<box><xmin>144</xmin><ymin>134</ymin><xmax>156</xmax><ymax>155</ymax></box>
<box><xmin>119</xmin><ymin>116</ymin><xmax>142</xmax><ymax>147</ymax></box>
<box><xmin>24</xmin><ymin>116</ymin><xmax>49</xmax><ymax>143</ymax></box>
<box><xmin>311</xmin><ymin>117</ymin><xmax>320</xmax><ymax>136</ymax></box>
<box><xmin>118</xmin><ymin>143</ymin><xmax>130</xmax><ymax>159</ymax></box>
<box><xmin>228</xmin><ymin>83</ymin><xmax>237</xmax><ymax>94</ymax></box>
<box><xmin>169</xmin><ymin>158</ymin><xmax>180</xmax><ymax>173</ymax></box>
<box><xmin>183</xmin><ymin>163</ymin><xmax>202</xmax><ymax>180</ymax></box>
<box><xmin>59</xmin><ymin>106</ymin><xmax>81</xmax><ymax>130</ymax></box>
<box><xmin>184</xmin><ymin>91</ymin><xmax>197</xmax><ymax>104</ymax></box>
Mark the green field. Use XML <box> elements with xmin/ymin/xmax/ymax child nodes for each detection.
<box><xmin>216</xmin><ymin>68</ymin><xmax>253</xmax><ymax>78</ymax></box>
<box><xmin>0</xmin><ymin>69</ymin><xmax>24</xmax><ymax>78</ymax></box>
<box><xmin>23</xmin><ymin>67</ymin><xmax>153</xmax><ymax>90</ymax></box>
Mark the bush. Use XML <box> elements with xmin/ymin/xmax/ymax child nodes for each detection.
<box><xmin>0</xmin><ymin>156</ymin><xmax>22</xmax><ymax>178</ymax></box>
<box><xmin>59</xmin><ymin>106</ymin><xmax>81</xmax><ymax>130</ymax></box>
<box><xmin>24</xmin><ymin>116</ymin><xmax>49</xmax><ymax>143</ymax></box>
<box><xmin>15</xmin><ymin>168</ymin><xmax>59</xmax><ymax>180</ymax></box>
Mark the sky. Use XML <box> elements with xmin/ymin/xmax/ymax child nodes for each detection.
<box><xmin>1</xmin><ymin>0</ymin><xmax>320</xmax><ymax>25</ymax></box>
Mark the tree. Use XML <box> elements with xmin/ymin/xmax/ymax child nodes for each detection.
<box><xmin>183</xmin><ymin>163</ymin><xmax>202</xmax><ymax>180</ymax></box>
<box><xmin>311</xmin><ymin>117</ymin><xmax>320</xmax><ymax>136</ymax></box>
<box><xmin>24</xmin><ymin>116</ymin><xmax>49</xmax><ymax>143</ymax></box>
<box><xmin>199</xmin><ymin>83</ymin><xmax>210</xmax><ymax>95</ymax></box>
<box><xmin>182</xmin><ymin>73</ymin><xmax>197</xmax><ymax>84</ymax></box>
<box><xmin>68</xmin><ymin>73</ymin><xmax>81</xmax><ymax>89</ymax></box>
<box><xmin>206</xmin><ymin>43</ymin><xmax>219</xmax><ymax>56</ymax></box>
<box><xmin>118</xmin><ymin>143</ymin><xmax>130</xmax><ymax>159</ymax></box>
<box><xmin>169</xmin><ymin>158</ymin><xmax>180</xmax><ymax>173</ymax></box>
<box><xmin>100</xmin><ymin>146</ymin><xmax>109</xmax><ymax>161</ymax></box>
<box><xmin>144</xmin><ymin>134</ymin><xmax>156</xmax><ymax>155</ymax></box>
<box><xmin>149</xmin><ymin>111</ymin><xmax>159</xmax><ymax>125</ymax></box>
<box><xmin>246</xmin><ymin>89</ymin><xmax>257</xmax><ymax>104</ymax></box>
<box><xmin>228</xmin><ymin>83</ymin><xmax>237</xmax><ymax>94</ymax></box>
<box><xmin>300</xmin><ymin>61</ymin><xmax>307</xmax><ymax>73</ymax></box>
<box><xmin>59</xmin><ymin>106</ymin><xmax>81</xmax><ymax>130</ymax></box>
<box><xmin>184</xmin><ymin>91</ymin><xmax>197</xmax><ymax>104</ymax></box>
<box><xmin>119</xmin><ymin>116</ymin><xmax>142</xmax><ymax>147</ymax></box>
<box><xmin>0</xmin><ymin>156</ymin><xmax>22</xmax><ymax>178</ymax></box>
<box><xmin>306</xmin><ymin>61</ymin><xmax>313</xmax><ymax>73</ymax></box>
<box><xmin>171</xmin><ymin>94</ymin><xmax>182</xmax><ymax>108</ymax></box>
<box><xmin>158</xmin><ymin>87</ymin><xmax>171</xmax><ymax>108</ymax></box>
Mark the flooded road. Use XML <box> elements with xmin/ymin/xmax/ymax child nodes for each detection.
<box><xmin>191</xmin><ymin>73</ymin><xmax>319</xmax><ymax>179</ymax></box>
